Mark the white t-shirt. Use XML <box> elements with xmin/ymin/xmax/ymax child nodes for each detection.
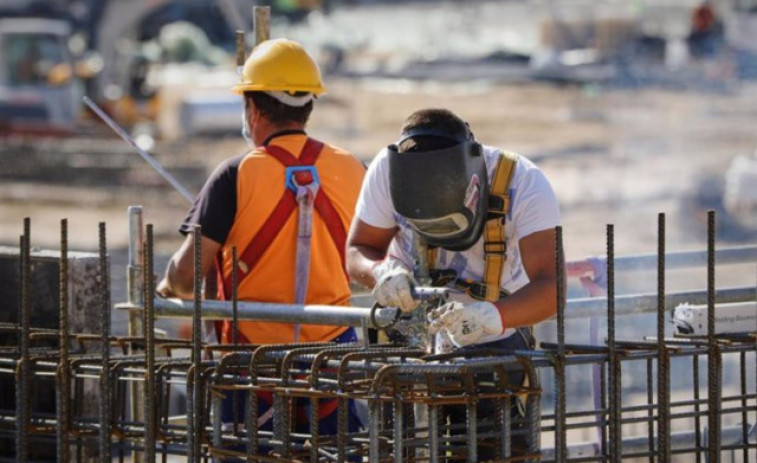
<box><xmin>355</xmin><ymin>144</ymin><xmax>561</xmax><ymax>342</ymax></box>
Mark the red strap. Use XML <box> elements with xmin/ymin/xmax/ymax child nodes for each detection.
<box><xmin>221</xmin><ymin>138</ymin><xmax>345</xmax><ymax>297</ymax></box>
<box><xmin>314</xmin><ymin>193</ymin><xmax>346</xmax><ymax>267</ymax></box>
<box><xmin>223</xmin><ymin>192</ymin><xmax>297</xmax><ymax>294</ymax></box>
<box><xmin>264</xmin><ymin>138</ymin><xmax>323</xmax><ymax>166</ymax></box>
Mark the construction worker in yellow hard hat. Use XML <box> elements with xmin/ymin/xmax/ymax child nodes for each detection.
<box><xmin>157</xmin><ymin>38</ymin><xmax>366</xmax><ymax>458</ymax></box>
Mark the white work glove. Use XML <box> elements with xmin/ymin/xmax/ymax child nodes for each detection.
<box><xmin>371</xmin><ymin>259</ymin><xmax>418</xmax><ymax>312</ymax></box>
<box><xmin>428</xmin><ymin>301</ymin><xmax>504</xmax><ymax>347</ymax></box>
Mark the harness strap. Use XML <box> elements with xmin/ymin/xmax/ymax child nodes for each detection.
<box><xmin>220</xmin><ymin>138</ymin><xmax>346</xmax><ymax>299</ymax></box>
<box><xmin>427</xmin><ymin>152</ymin><xmax>518</xmax><ymax>302</ymax></box>
<box><xmin>482</xmin><ymin>151</ymin><xmax>517</xmax><ymax>301</ymax></box>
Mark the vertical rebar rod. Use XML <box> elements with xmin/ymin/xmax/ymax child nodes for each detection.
<box><xmin>554</xmin><ymin>225</ymin><xmax>567</xmax><ymax>462</ymax></box>
<box><xmin>246</xmin><ymin>371</ymin><xmax>258</xmax><ymax>459</ymax></box>
<box><xmin>739</xmin><ymin>351</ymin><xmax>748</xmax><ymax>462</ymax></box>
<box><xmin>187</xmin><ymin>367</ymin><xmax>196</xmax><ymax>462</ymax></box>
<box><xmin>393</xmin><ymin>398</ymin><xmax>404</xmax><ymax>463</ymax></box>
<box><xmin>310</xmin><ymin>394</ymin><xmax>321</xmax><ymax>462</ymax></box>
<box><xmin>495</xmin><ymin>366</ymin><xmax>508</xmax><ymax>459</ymax></box>
<box><xmin>126</xmin><ymin>206</ymin><xmax>144</xmax><ymax>463</ymax></box>
<box><xmin>99</xmin><ymin>222</ymin><xmax>112</xmax><ymax>462</ymax></box>
<box><xmin>753</xmin><ymin>263</ymin><xmax>757</xmax><ymax>462</ymax></box>
<box><xmin>502</xmin><ymin>385</ymin><xmax>512</xmax><ymax>459</ymax></box>
<box><xmin>58</xmin><ymin>219</ymin><xmax>71</xmax><ymax>463</ymax></box>
<box><xmin>229</xmin><ymin>247</ymin><xmax>241</xmax><ymax>441</ymax></box>
<box><xmin>465</xmin><ymin>373</ymin><xmax>477</xmax><ymax>463</ymax></box>
<box><xmin>337</xmin><ymin>396</ymin><xmax>348</xmax><ymax>462</ymax></box>
<box><xmin>192</xmin><ymin>225</ymin><xmax>203</xmax><ymax>461</ymax></box>
<box><xmin>16</xmin><ymin>219</ymin><xmax>31</xmax><ymax>463</ymax></box>
<box><xmin>368</xmin><ymin>396</ymin><xmax>381</xmax><ymax>462</ymax></box>
<box><xmin>600</xmin><ymin>361</ymin><xmax>608</xmax><ymax>457</ymax></box>
<box><xmin>144</xmin><ymin>225</ymin><xmax>157</xmax><ymax>462</ymax></box>
<box><xmin>657</xmin><ymin>213</ymin><xmax>671</xmax><ymax>461</ymax></box>
<box><xmin>607</xmin><ymin>223</ymin><xmax>622</xmax><ymax>462</ymax></box>
<box><xmin>646</xmin><ymin>357</ymin><xmax>654</xmax><ymax>461</ymax></box>
<box><xmin>231</xmin><ymin>246</ymin><xmax>239</xmax><ymax>348</ymax></box>
<box><xmin>694</xmin><ymin>353</ymin><xmax>702</xmax><ymax>463</ymax></box>
<box><xmin>276</xmin><ymin>394</ymin><xmax>291</xmax><ymax>457</ymax></box>
<box><xmin>706</xmin><ymin>211</ymin><xmax>721</xmax><ymax>461</ymax></box>
<box><xmin>212</xmin><ymin>382</ymin><xmax>223</xmax><ymax>451</ymax></box>
<box><xmin>428</xmin><ymin>377</ymin><xmax>440</xmax><ymax>463</ymax></box>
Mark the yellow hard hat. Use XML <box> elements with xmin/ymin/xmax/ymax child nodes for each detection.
<box><xmin>231</xmin><ymin>38</ymin><xmax>325</xmax><ymax>96</ymax></box>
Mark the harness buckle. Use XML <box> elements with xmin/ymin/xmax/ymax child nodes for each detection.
<box><xmin>455</xmin><ymin>278</ymin><xmax>509</xmax><ymax>301</ymax></box>
<box><xmin>285</xmin><ymin>166</ymin><xmax>320</xmax><ymax>192</ymax></box>
<box><xmin>488</xmin><ymin>193</ymin><xmax>509</xmax><ymax>215</ymax></box>
<box><xmin>484</xmin><ymin>240</ymin><xmax>507</xmax><ymax>255</ymax></box>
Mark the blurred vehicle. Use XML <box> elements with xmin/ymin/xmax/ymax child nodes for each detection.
<box><xmin>0</xmin><ymin>18</ymin><xmax>90</xmax><ymax>135</ymax></box>
<box><xmin>91</xmin><ymin>0</ymin><xmax>329</xmax><ymax>140</ymax></box>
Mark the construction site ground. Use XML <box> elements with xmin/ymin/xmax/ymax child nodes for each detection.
<box><xmin>2</xmin><ymin>78</ymin><xmax>757</xmax><ymax>335</ymax></box>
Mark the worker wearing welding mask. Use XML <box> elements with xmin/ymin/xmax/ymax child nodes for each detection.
<box><xmin>346</xmin><ymin>108</ymin><xmax>562</xmax><ymax>458</ymax></box>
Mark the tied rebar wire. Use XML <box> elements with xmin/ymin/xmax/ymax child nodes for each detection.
<box><xmin>657</xmin><ymin>213</ymin><xmax>671</xmax><ymax>461</ymax></box>
<box><xmin>16</xmin><ymin>219</ymin><xmax>31</xmax><ymax>463</ymax></box>
<box><xmin>144</xmin><ymin>225</ymin><xmax>157</xmax><ymax>462</ymax></box>
<box><xmin>607</xmin><ymin>223</ymin><xmax>622</xmax><ymax>462</ymax></box>
<box><xmin>554</xmin><ymin>225</ymin><xmax>567</xmax><ymax>462</ymax></box>
<box><xmin>99</xmin><ymin>222</ymin><xmax>113</xmax><ymax>462</ymax></box>
<box><xmin>57</xmin><ymin>218</ymin><xmax>71</xmax><ymax>463</ymax></box>
<box><xmin>191</xmin><ymin>225</ymin><xmax>203</xmax><ymax>461</ymax></box>
<box><xmin>706</xmin><ymin>210</ymin><xmax>722</xmax><ymax>461</ymax></box>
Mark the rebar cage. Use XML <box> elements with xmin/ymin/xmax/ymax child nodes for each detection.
<box><xmin>0</xmin><ymin>210</ymin><xmax>755</xmax><ymax>462</ymax></box>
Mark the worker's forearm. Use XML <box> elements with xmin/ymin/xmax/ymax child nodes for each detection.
<box><xmin>157</xmin><ymin>259</ymin><xmax>195</xmax><ymax>299</ymax></box>
<box><xmin>494</xmin><ymin>277</ymin><xmax>561</xmax><ymax>328</ymax></box>
<box><xmin>346</xmin><ymin>244</ymin><xmax>385</xmax><ymax>289</ymax></box>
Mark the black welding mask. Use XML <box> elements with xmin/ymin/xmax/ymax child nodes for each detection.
<box><xmin>388</xmin><ymin>129</ymin><xmax>488</xmax><ymax>251</ymax></box>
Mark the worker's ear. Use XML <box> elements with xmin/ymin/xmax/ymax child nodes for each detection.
<box><xmin>248</xmin><ymin>103</ymin><xmax>261</xmax><ymax>126</ymax></box>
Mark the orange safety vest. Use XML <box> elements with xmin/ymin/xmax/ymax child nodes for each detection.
<box><xmin>215</xmin><ymin>134</ymin><xmax>365</xmax><ymax>344</ymax></box>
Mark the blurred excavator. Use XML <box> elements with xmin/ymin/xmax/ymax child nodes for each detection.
<box><xmin>0</xmin><ymin>0</ymin><xmax>326</xmax><ymax>139</ymax></box>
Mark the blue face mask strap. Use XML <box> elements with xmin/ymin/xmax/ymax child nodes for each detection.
<box><xmin>241</xmin><ymin>109</ymin><xmax>253</xmax><ymax>147</ymax></box>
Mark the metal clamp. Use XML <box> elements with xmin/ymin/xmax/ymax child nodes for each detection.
<box><xmin>285</xmin><ymin>166</ymin><xmax>320</xmax><ymax>192</ymax></box>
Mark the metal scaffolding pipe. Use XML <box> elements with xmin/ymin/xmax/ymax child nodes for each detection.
<box><xmin>578</xmin><ymin>245</ymin><xmax>757</xmax><ymax>272</ymax></box>
<box><xmin>117</xmin><ymin>285</ymin><xmax>754</xmax><ymax>327</ymax></box>
<box><xmin>565</xmin><ymin>286</ymin><xmax>755</xmax><ymax>318</ymax></box>
<box><xmin>133</xmin><ymin>298</ymin><xmax>400</xmax><ymax>328</ymax></box>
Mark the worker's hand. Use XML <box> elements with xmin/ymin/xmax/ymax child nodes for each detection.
<box><xmin>371</xmin><ymin>259</ymin><xmax>418</xmax><ymax>312</ymax></box>
<box><xmin>428</xmin><ymin>301</ymin><xmax>504</xmax><ymax>347</ymax></box>
<box><xmin>156</xmin><ymin>278</ymin><xmax>175</xmax><ymax>298</ymax></box>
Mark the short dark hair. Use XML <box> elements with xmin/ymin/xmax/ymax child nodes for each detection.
<box><xmin>245</xmin><ymin>91</ymin><xmax>314</xmax><ymax>126</ymax></box>
<box><xmin>398</xmin><ymin>108</ymin><xmax>471</xmax><ymax>153</ymax></box>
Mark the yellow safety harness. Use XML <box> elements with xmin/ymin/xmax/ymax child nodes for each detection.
<box><xmin>429</xmin><ymin>151</ymin><xmax>518</xmax><ymax>302</ymax></box>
